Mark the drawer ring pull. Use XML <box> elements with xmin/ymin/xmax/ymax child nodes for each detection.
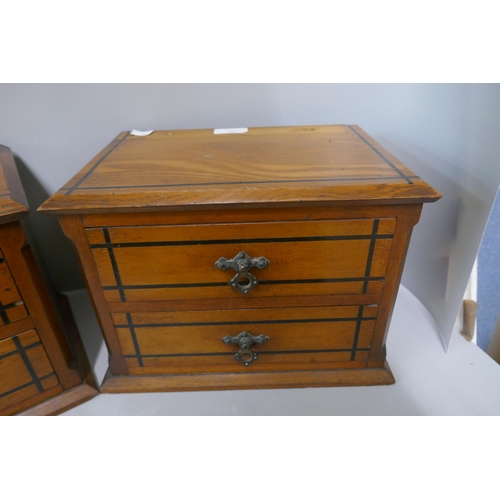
<box><xmin>222</xmin><ymin>330</ymin><xmax>269</xmax><ymax>366</ymax></box>
<box><xmin>215</xmin><ymin>251</ymin><xmax>270</xmax><ymax>294</ymax></box>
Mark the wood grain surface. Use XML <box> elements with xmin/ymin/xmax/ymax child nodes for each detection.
<box><xmin>39</xmin><ymin>126</ymin><xmax>441</xmax><ymax>214</ymax></box>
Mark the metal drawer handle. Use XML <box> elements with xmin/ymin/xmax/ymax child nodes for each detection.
<box><xmin>215</xmin><ymin>251</ymin><xmax>270</xmax><ymax>294</ymax></box>
<box><xmin>222</xmin><ymin>330</ymin><xmax>269</xmax><ymax>366</ymax></box>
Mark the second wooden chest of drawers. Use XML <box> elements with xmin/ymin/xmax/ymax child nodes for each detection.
<box><xmin>39</xmin><ymin>125</ymin><xmax>441</xmax><ymax>392</ymax></box>
<box><xmin>0</xmin><ymin>145</ymin><xmax>97</xmax><ymax>414</ymax></box>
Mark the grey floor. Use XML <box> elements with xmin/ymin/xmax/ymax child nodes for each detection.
<box><xmin>478</xmin><ymin>188</ymin><xmax>500</xmax><ymax>351</ymax></box>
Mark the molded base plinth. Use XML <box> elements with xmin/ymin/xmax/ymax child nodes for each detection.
<box><xmin>100</xmin><ymin>363</ymin><xmax>395</xmax><ymax>393</ymax></box>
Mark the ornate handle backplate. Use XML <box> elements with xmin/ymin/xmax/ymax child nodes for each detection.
<box><xmin>222</xmin><ymin>330</ymin><xmax>269</xmax><ymax>366</ymax></box>
<box><xmin>215</xmin><ymin>251</ymin><xmax>270</xmax><ymax>294</ymax></box>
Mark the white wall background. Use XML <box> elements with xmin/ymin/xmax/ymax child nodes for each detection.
<box><xmin>1</xmin><ymin>83</ymin><xmax>499</xmax><ymax>347</ymax></box>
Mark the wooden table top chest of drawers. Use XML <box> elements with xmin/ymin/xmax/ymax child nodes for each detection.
<box><xmin>0</xmin><ymin>145</ymin><xmax>97</xmax><ymax>415</ymax></box>
<box><xmin>39</xmin><ymin>125</ymin><xmax>441</xmax><ymax>393</ymax></box>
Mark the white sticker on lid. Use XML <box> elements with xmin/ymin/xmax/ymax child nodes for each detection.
<box><xmin>130</xmin><ymin>130</ymin><xmax>154</xmax><ymax>136</ymax></box>
<box><xmin>214</xmin><ymin>128</ymin><xmax>248</xmax><ymax>135</ymax></box>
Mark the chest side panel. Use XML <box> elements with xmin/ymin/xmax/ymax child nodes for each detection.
<box><xmin>0</xmin><ymin>249</ymin><xmax>28</xmax><ymax>325</ymax></box>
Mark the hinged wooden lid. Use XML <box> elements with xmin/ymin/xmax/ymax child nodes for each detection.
<box><xmin>39</xmin><ymin>125</ymin><xmax>441</xmax><ymax>215</ymax></box>
<box><xmin>0</xmin><ymin>145</ymin><xmax>29</xmax><ymax>223</ymax></box>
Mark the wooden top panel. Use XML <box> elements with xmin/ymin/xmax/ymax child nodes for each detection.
<box><xmin>39</xmin><ymin>125</ymin><xmax>441</xmax><ymax>214</ymax></box>
<box><xmin>0</xmin><ymin>146</ymin><xmax>29</xmax><ymax>222</ymax></box>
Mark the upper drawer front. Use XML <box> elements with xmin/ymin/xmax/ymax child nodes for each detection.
<box><xmin>0</xmin><ymin>250</ymin><xmax>28</xmax><ymax>326</ymax></box>
<box><xmin>111</xmin><ymin>304</ymin><xmax>378</xmax><ymax>375</ymax></box>
<box><xmin>87</xmin><ymin>218</ymin><xmax>395</xmax><ymax>302</ymax></box>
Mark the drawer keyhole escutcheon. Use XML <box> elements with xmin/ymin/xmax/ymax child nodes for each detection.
<box><xmin>215</xmin><ymin>251</ymin><xmax>270</xmax><ymax>294</ymax></box>
<box><xmin>222</xmin><ymin>330</ymin><xmax>270</xmax><ymax>366</ymax></box>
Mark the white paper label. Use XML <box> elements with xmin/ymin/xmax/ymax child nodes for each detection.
<box><xmin>130</xmin><ymin>129</ymin><xmax>154</xmax><ymax>136</ymax></box>
<box><xmin>214</xmin><ymin>128</ymin><xmax>248</xmax><ymax>135</ymax></box>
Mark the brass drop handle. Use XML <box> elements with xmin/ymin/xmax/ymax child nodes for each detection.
<box><xmin>222</xmin><ymin>330</ymin><xmax>269</xmax><ymax>366</ymax></box>
<box><xmin>215</xmin><ymin>251</ymin><xmax>270</xmax><ymax>294</ymax></box>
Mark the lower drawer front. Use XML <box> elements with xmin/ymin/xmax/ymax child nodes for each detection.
<box><xmin>112</xmin><ymin>305</ymin><xmax>378</xmax><ymax>375</ymax></box>
<box><xmin>0</xmin><ymin>329</ymin><xmax>61</xmax><ymax>413</ymax></box>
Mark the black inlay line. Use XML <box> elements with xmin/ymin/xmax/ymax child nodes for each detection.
<box><xmin>363</xmin><ymin>220</ymin><xmax>380</xmax><ymax>294</ymax></box>
<box><xmin>263</xmin><ymin>348</ymin><xmax>370</xmax><ymax>355</ymax></box>
<box><xmin>0</xmin><ymin>380</ymin><xmax>35</xmax><ymax>399</ymax></box>
<box><xmin>103</xmin><ymin>282</ymin><xmax>227</xmax><ymax>290</ymax></box>
<box><xmin>12</xmin><ymin>337</ymin><xmax>43</xmax><ymax>392</ymax></box>
<box><xmin>0</xmin><ymin>300</ymin><xmax>23</xmax><ymax>313</ymax></box>
<box><xmin>90</xmin><ymin>234</ymin><xmax>393</xmax><ymax>250</ymax></box>
<box><xmin>0</xmin><ymin>258</ymin><xmax>4</xmax><ymax>264</ymax></box>
<box><xmin>58</xmin><ymin>175</ymin><xmax>421</xmax><ymax>191</ymax></box>
<box><xmin>348</xmin><ymin>126</ymin><xmax>414</xmax><ymax>185</ymax></box>
<box><xmin>0</xmin><ymin>372</ymin><xmax>56</xmax><ymax>400</ymax></box>
<box><xmin>126</xmin><ymin>313</ymin><xmax>143</xmax><ymax>367</ymax></box>
<box><xmin>123</xmin><ymin>347</ymin><xmax>371</xmax><ymax>359</ymax></box>
<box><xmin>103</xmin><ymin>229</ymin><xmax>126</xmax><ymax>302</ymax></box>
<box><xmin>124</xmin><ymin>352</ymin><xmax>233</xmax><ymax>359</ymax></box>
<box><xmin>350</xmin><ymin>306</ymin><xmax>365</xmax><ymax>361</ymax></box>
<box><xmin>0</xmin><ymin>341</ymin><xmax>42</xmax><ymax>361</ymax></box>
<box><xmin>65</xmin><ymin>132</ymin><xmax>131</xmax><ymax>195</ymax></box>
<box><xmin>101</xmin><ymin>276</ymin><xmax>385</xmax><ymax>291</ymax></box>
<box><xmin>0</xmin><ymin>301</ymin><xmax>10</xmax><ymax>325</ymax></box>
<box><xmin>115</xmin><ymin>316</ymin><xmax>378</xmax><ymax>329</ymax></box>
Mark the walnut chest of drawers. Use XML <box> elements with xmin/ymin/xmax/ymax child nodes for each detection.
<box><xmin>0</xmin><ymin>145</ymin><xmax>97</xmax><ymax>415</ymax></box>
<box><xmin>39</xmin><ymin>125</ymin><xmax>441</xmax><ymax>393</ymax></box>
